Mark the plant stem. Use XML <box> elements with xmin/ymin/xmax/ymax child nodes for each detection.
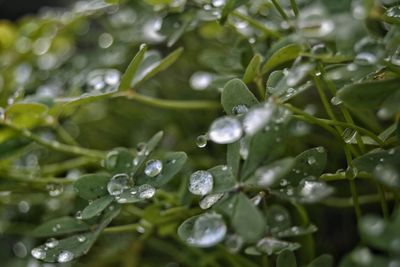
<box><xmin>115</xmin><ymin>91</ymin><xmax>221</xmax><ymax>110</ymax></box>
<box><xmin>231</xmin><ymin>11</ymin><xmax>281</xmax><ymax>38</ymax></box>
<box><xmin>323</xmin><ymin>193</ymin><xmax>393</xmax><ymax>208</ymax></box>
<box><xmin>270</xmin><ymin>0</ymin><xmax>289</xmax><ymax>21</ymax></box>
<box><xmin>290</xmin><ymin>0</ymin><xmax>299</xmax><ymax>17</ymax></box>
<box><xmin>104</xmin><ymin>223</ymin><xmax>140</xmax><ymax>233</ymax></box>
<box><xmin>0</xmin><ymin>120</ymin><xmax>105</xmax><ymax>159</ymax></box>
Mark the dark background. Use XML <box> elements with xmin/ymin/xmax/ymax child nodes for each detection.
<box><xmin>0</xmin><ymin>0</ymin><xmax>65</xmax><ymax>20</ymax></box>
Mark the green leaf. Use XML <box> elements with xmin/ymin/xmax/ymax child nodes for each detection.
<box><xmin>277</xmin><ymin>250</ymin><xmax>297</xmax><ymax>267</ymax></box>
<box><xmin>256</xmin><ymin>237</ymin><xmax>300</xmax><ymax>255</ymax></box>
<box><xmin>37</xmin><ymin>206</ymin><xmax>120</xmax><ymax>263</ymax></box>
<box><xmin>32</xmin><ymin>217</ymin><xmax>91</xmax><ymax>238</ymax></box>
<box><xmin>131</xmin><ymin>131</ymin><xmax>164</xmax><ymax>176</ymax></box>
<box><xmin>137</xmin><ymin>151</ymin><xmax>187</xmax><ymax>187</ymax></box>
<box><xmin>221</xmin><ymin>78</ymin><xmax>258</xmax><ymax>115</ymax></box>
<box><xmin>227</xmin><ymin>141</ymin><xmax>240</xmax><ymax>178</ymax></box>
<box><xmin>5</xmin><ymin>102</ymin><xmax>48</xmax><ymax>128</ymax></box>
<box><xmin>74</xmin><ymin>174</ymin><xmax>110</xmax><ymax>200</ymax></box>
<box><xmin>118</xmin><ymin>44</ymin><xmax>147</xmax><ymax>91</ymax></box>
<box><xmin>208</xmin><ymin>165</ymin><xmax>237</xmax><ymax>193</ymax></box>
<box><xmin>307</xmin><ymin>255</ymin><xmax>334</xmax><ymax>267</ymax></box>
<box><xmin>261</xmin><ymin>44</ymin><xmax>303</xmax><ymax>74</ymax></box>
<box><xmin>104</xmin><ymin>148</ymin><xmax>135</xmax><ymax>175</ymax></box>
<box><xmin>276</xmin><ymin>224</ymin><xmax>318</xmax><ymax>238</ymax></box>
<box><xmin>133</xmin><ymin>47</ymin><xmax>184</xmax><ymax>86</ymax></box>
<box><xmin>81</xmin><ymin>195</ymin><xmax>114</xmax><ymax>219</ymax></box>
<box><xmin>242</xmin><ymin>53</ymin><xmax>262</xmax><ymax>84</ymax></box>
<box><xmin>241</xmin><ymin>122</ymin><xmax>287</xmax><ymax>179</ymax></box>
<box><xmin>286</xmin><ymin>147</ymin><xmax>327</xmax><ymax>185</ymax></box>
<box><xmin>337</xmin><ymin>79</ymin><xmax>400</xmax><ymax>109</ymax></box>
<box><xmin>244</xmin><ymin>157</ymin><xmax>295</xmax><ymax>188</ymax></box>
<box><xmin>353</xmin><ymin>147</ymin><xmax>400</xmax><ymax>173</ymax></box>
<box><xmin>379</xmin><ymin>89</ymin><xmax>400</xmax><ymax>119</ymax></box>
<box><xmin>220</xmin><ymin>0</ymin><xmax>249</xmax><ymax>24</ymax></box>
<box><xmin>232</xmin><ymin>193</ymin><xmax>265</xmax><ymax>242</ymax></box>
<box><xmin>114</xmin><ymin>184</ymin><xmax>155</xmax><ymax>203</ymax></box>
<box><xmin>266</xmin><ymin>205</ymin><xmax>291</xmax><ymax>235</ymax></box>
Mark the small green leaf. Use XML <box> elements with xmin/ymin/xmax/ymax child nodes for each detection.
<box><xmin>232</xmin><ymin>193</ymin><xmax>265</xmax><ymax>242</ymax></box>
<box><xmin>353</xmin><ymin>147</ymin><xmax>400</xmax><ymax>173</ymax></box>
<box><xmin>242</xmin><ymin>53</ymin><xmax>262</xmax><ymax>84</ymax></box>
<box><xmin>5</xmin><ymin>102</ymin><xmax>48</xmax><ymax>128</ymax></box>
<box><xmin>307</xmin><ymin>254</ymin><xmax>334</xmax><ymax>267</ymax></box>
<box><xmin>221</xmin><ymin>78</ymin><xmax>258</xmax><ymax>115</ymax></box>
<box><xmin>118</xmin><ymin>44</ymin><xmax>147</xmax><ymax>91</ymax></box>
<box><xmin>261</xmin><ymin>44</ymin><xmax>303</xmax><ymax>74</ymax></box>
<box><xmin>74</xmin><ymin>174</ymin><xmax>110</xmax><ymax>200</ymax></box>
<box><xmin>227</xmin><ymin>141</ymin><xmax>240</xmax><ymax>178</ymax></box>
<box><xmin>277</xmin><ymin>250</ymin><xmax>297</xmax><ymax>267</ymax></box>
<box><xmin>286</xmin><ymin>147</ymin><xmax>327</xmax><ymax>185</ymax></box>
<box><xmin>241</xmin><ymin>122</ymin><xmax>287</xmax><ymax>179</ymax></box>
<box><xmin>208</xmin><ymin>165</ymin><xmax>236</xmax><ymax>193</ymax></box>
<box><xmin>337</xmin><ymin>79</ymin><xmax>400</xmax><ymax>109</ymax></box>
<box><xmin>81</xmin><ymin>195</ymin><xmax>114</xmax><ymax>219</ymax></box>
<box><xmin>266</xmin><ymin>205</ymin><xmax>291</xmax><ymax>235</ymax></box>
<box><xmin>32</xmin><ymin>217</ymin><xmax>90</xmax><ymax>238</ymax></box>
<box><xmin>137</xmin><ymin>151</ymin><xmax>187</xmax><ymax>187</ymax></box>
<box><xmin>104</xmin><ymin>148</ymin><xmax>135</xmax><ymax>175</ymax></box>
<box><xmin>220</xmin><ymin>0</ymin><xmax>249</xmax><ymax>24</ymax></box>
<box><xmin>134</xmin><ymin>47</ymin><xmax>184</xmax><ymax>86</ymax></box>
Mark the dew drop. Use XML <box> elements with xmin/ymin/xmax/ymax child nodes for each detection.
<box><xmin>57</xmin><ymin>250</ymin><xmax>74</xmax><ymax>263</ymax></box>
<box><xmin>107</xmin><ymin>173</ymin><xmax>130</xmax><ymax>196</ymax></box>
<box><xmin>190</xmin><ymin>72</ymin><xmax>213</xmax><ymax>90</ymax></box>
<box><xmin>196</xmin><ymin>134</ymin><xmax>208</xmax><ymax>148</ymax></box>
<box><xmin>199</xmin><ymin>193</ymin><xmax>224</xmax><ymax>209</ymax></box>
<box><xmin>298</xmin><ymin>179</ymin><xmax>333</xmax><ymax>203</ymax></box>
<box><xmin>243</xmin><ymin>104</ymin><xmax>274</xmax><ymax>135</ymax></box>
<box><xmin>330</xmin><ymin>96</ymin><xmax>342</xmax><ymax>105</ymax></box>
<box><xmin>45</xmin><ymin>238</ymin><xmax>59</xmax><ymax>248</ymax></box>
<box><xmin>225</xmin><ymin>234</ymin><xmax>244</xmax><ymax>253</ymax></box>
<box><xmin>232</xmin><ymin>104</ymin><xmax>248</xmax><ymax>115</ymax></box>
<box><xmin>187</xmin><ymin>213</ymin><xmax>227</xmax><ymax>247</ymax></box>
<box><xmin>144</xmin><ymin>159</ymin><xmax>163</xmax><ymax>177</ymax></box>
<box><xmin>385</xmin><ymin>6</ymin><xmax>400</xmax><ymax>19</ymax></box>
<box><xmin>77</xmin><ymin>235</ymin><xmax>86</xmax><ymax>243</ymax></box>
<box><xmin>138</xmin><ymin>184</ymin><xmax>156</xmax><ymax>199</ymax></box>
<box><xmin>374</xmin><ymin>164</ymin><xmax>400</xmax><ymax>187</ymax></box>
<box><xmin>307</xmin><ymin>156</ymin><xmax>316</xmax><ymax>165</ymax></box>
<box><xmin>31</xmin><ymin>247</ymin><xmax>46</xmax><ymax>260</ymax></box>
<box><xmin>342</xmin><ymin>128</ymin><xmax>358</xmax><ymax>144</ymax></box>
<box><xmin>189</xmin><ymin>170</ymin><xmax>213</xmax><ymax>195</ymax></box>
<box><xmin>209</xmin><ymin>116</ymin><xmax>242</xmax><ymax>144</ymax></box>
<box><xmin>46</xmin><ymin>183</ymin><xmax>63</xmax><ymax>197</ymax></box>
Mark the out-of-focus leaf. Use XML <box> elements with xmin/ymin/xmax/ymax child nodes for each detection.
<box><xmin>242</xmin><ymin>53</ymin><xmax>262</xmax><ymax>84</ymax></box>
<box><xmin>262</xmin><ymin>44</ymin><xmax>303</xmax><ymax>74</ymax></box>
<box><xmin>221</xmin><ymin>78</ymin><xmax>258</xmax><ymax>115</ymax></box>
<box><xmin>5</xmin><ymin>102</ymin><xmax>48</xmax><ymax>128</ymax></box>
<box><xmin>118</xmin><ymin>44</ymin><xmax>147</xmax><ymax>91</ymax></box>
<box><xmin>277</xmin><ymin>250</ymin><xmax>297</xmax><ymax>267</ymax></box>
<box><xmin>307</xmin><ymin>254</ymin><xmax>334</xmax><ymax>267</ymax></box>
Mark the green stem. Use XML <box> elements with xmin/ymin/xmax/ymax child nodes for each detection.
<box><xmin>0</xmin><ymin>120</ymin><xmax>105</xmax><ymax>159</ymax></box>
<box><xmin>323</xmin><ymin>193</ymin><xmax>394</xmax><ymax>208</ymax></box>
<box><xmin>290</xmin><ymin>0</ymin><xmax>299</xmax><ymax>17</ymax></box>
<box><xmin>270</xmin><ymin>0</ymin><xmax>289</xmax><ymax>21</ymax></box>
<box><xmin>115</xmin><ymin>91</ymin><xmax>221</xmax><ymax>110</ymax></box>
<box><xmin>41</xmin><ymin>156</ymin><xmax>98</xmax><ymax>175</ymax></box>
<box><xmin>53</xmin><ymin>121</ymin><xmax>80</xmax><ymax>146</ymax></box>
<box><xmin>104</xmin><ymin>223</ymin><xmax>140</xmax><ymax>233</ymax></box>
<box><xmin>231</xmin><ymin>11</ymin><xmax>281</xmax><ymax>38</ymax></box>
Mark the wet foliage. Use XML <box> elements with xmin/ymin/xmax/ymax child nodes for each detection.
<box><xmin>0</xmin><ymin>0</ymin><xmax>400</xmax><ymax>266</ymax></box>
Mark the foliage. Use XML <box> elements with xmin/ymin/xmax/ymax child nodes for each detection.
<box><xmin>0</xmin><ymin>0</ymin><xmax>400</xmax><ymax>266</ymax></box>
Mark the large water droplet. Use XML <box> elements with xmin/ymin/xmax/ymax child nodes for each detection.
<box><xmin>189</xmin><ymin>170</ymin><xmax>213</xmax><ymax>195</ymax></box>
<box><xmin>199</xmin><ymin>193</ymin><xmax>224</xmax><ymax>209</ymax></box>
<box><xmin>107</xmin><ymin>174</ymin><xmax>130</xmax><ymax>196</ymax></box>
<box><xmin>57</xmin><ymin>250</ymin><xmax>74</xmax><ymax>263</ymax></box>
<box><xmin>144</xmin><ymin>159</ymin><xmax>163</xmax><ymax>177</ymax></box>
<box><xmin>243</xmin><ymin>104</ymin><xmax>274</xmax><ymax>135</ymax></box>
<box><xmin>187</xmin><ymin>213</ymin><xmax>227</xmax><ymax>247</ymax></box>
<box><xmin>255</xmin><ymin>165</ymin><xmax>282</xmax><ymax>187</ymax></box>
<box><xmin>297</xmin><ymin>179</ymin><xmax>333</xmax><ymax>203</ymax></box>
<box><xmin>196</xmin><ymin>134</ymin><xmax>208</xmax><ymax>148</ymax></box>
<box><xmin>31</xmin><ymin>247</ymin><xmax>46</xmax><ymax>260</ymax></box>
<box><xmin>209</xmin><ymin>116</ymin><xmax>242</xmax><ymax>144</ymax></box>
<box><xmin>138</xmin><ymin>184</ymin><xmax>156</xmax><ymax>199</ymax></box>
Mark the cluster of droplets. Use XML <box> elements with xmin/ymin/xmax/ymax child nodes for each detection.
<box><xmin>86</xmin><ymin>69</ymin><xmax>121</xmax><ymax>95</ymax></box>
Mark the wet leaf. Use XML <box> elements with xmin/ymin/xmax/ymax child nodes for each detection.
<box><xmin>208</xmin><ymin>165</ymin><xmax>237</xmax><ymax>193</ymax></box>
<box><xmin>74</xmin><ymin>174</ymin><xmax>110</xmax><ymax>200</ymax></box>
<box><xmin>5</xmin><ymin>102</ymin><xmax>48</xmax><ymax>128</ymax></box>
<box><xmin>277</xmin><ymin>250</ymin><xmax>297</xmax><ymax>267</ymax></box>
<box><xmin>221</xmin><ymin>78</ymin><xmax>258</xmax><ymax>115</ymax></box>
<box><xmin>262</xmin><ymin>44</ymin><xmax>303</xmax><ymax>74</ymax></box>
<box><xmin>118</xmin><ymin>44</ymin><xmax>147</xmax><ymax>91</ymax></box>
<box><xmin>81</xmin><ymin>195</ymin><xmax>114</xmax><ymax>219</ymax></box>
<box><xmin>32</xmin><ymin>217</ymin><xmax>90</xmax><ymax>238</ymax></box>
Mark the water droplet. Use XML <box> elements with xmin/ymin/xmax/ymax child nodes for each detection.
<box><xmin>186</xmin><ymin>213</ymin><xmax>227</xmax><ymax>247</ymax></box>
<box><xmin>352</xmin><ymin>0</ymin><xmax>368</xmax><ymax>19</ymax></box>
<box><xmin>31</xmin><ymin>247</ymin><xmax>46</xmax><ymax>260</ymax></box>
<box><xmin>374</xmin><ymin>164</ymin><xmax>400</xmax><ymax>187</ymax></box>
<box><xmin>77</xmin><ymin>235</ymin><xmax>86</xmax><ymax>243</ymax></box>
<box><xmin>45</xmin><ymin>238</ymin><xmax>59</xmax><ymax>248</ymax></box>
<box><xmin>18</xmin><ymin>200</ymin><xmax>30</xmax><ymax>213</ymax></box>
<box><xmin>144</xmin><ymin>159</ymin><xmax>163</xmax><ymax>177</ymax></box>
<box><xmin>307</xmin><ymin>156</ymin><xmax>316</xmax><ymax>165</ymax></box>
<box><xmin>342</xmin><ymin>128</ymin><xmax>358</xmax><ymax>144</ymax></box>
<box><xmin>98</xmin><ymin>32</ymin><xmax>114</xmax><ymax>49</ymax></box>
<box><xmin>255</xmin><ymin>166</ymin><xmax>282</xmax><ymax>187</ymax></box>
<box><xmin>311</xmin><ymin>43</ymin><xmax>330</xmax><ymax>55</ymax></box>
<box><xmin>57</xmin><ymin>250</ymin><xmax>74</xmax><ymax>263</ymax></box>
<box><xmin>256</xmin><ymin>237</ymin><xmax>293</xmax><ymax>255</ymax></box>
<box><xmin>330</xmin><ymin>96</ymin><xmax>342</xmax><ymax>105</ymax></box>
<box><xmin>75</xmin><ymin>210</ymin><xmax>82</xmax><ymax>220</ymax></box>
<box><xmin>104</xmin><ymin>150</ymin><xmax>119</xmax><ymax>169</ymax></box>
<box><xmin>351</xmin><ymin>248</ymin><xmax>372</xmax><ymax>265</ymax></box>
<box><xmin>189</xmin><ymin>170</ymin><xmax>213</xmax><ymax>195</ymax></box>
<box><xmin>346</xmin><ymin>166</ymin><xmax>358</xmax><ymax>179</ymax></box>
<box><xmin>196</xmin><ymin>134</ymin><xmax>208</xmax><ymax>148</ymax></box>
<box><xmin>243</xmin><ymin>104</ymin><xmax>274</xmax><ymax>135</ymax></box>
<box><xmin>212</xmin><ymin>0</ymin><xmax>226</xmax><ymax>7</ymax></box>
<box><xmin>46</xmin><ymin>183</ymin><xmax>63</xmax><ymax>197</ymax></box>
<box><xmin>385</xmin><ymin>6</ymin><xmax>400</xmax><ymax>19</ymax></box>
<box><xmin>298</xmin><ymin>179</ymin><xmax>333</xmax><ymax>203</ymax></box>
<box><xmin>232</xmin><ymin>104</ymin><xmax>248</xmax><ymax>115</ymax></box>
<box><xmin>138</xmin><ymin>184</ymin><xmax>156</xmax><ymax>199</ymax></box>
<box><xmin>360</xmin><ymin>216</ymin><xmax>385</xmax><ymax>236</ymax></box>
<box><xmin>190</xmin><ymin>72</ymin><xmax>213</xmax><ymax>90</ymax></box>
<box><xmin>107</xmin><ymin>173</ymin><xmax>130</xmax><ymax>196</ymax></box>
<box><xmin>225</xmin><ymin>234</ymin><xmax>244</xmax><ymax>253</ymax></box>
<box><xmin>209</xmin><ymin>116</ymin><xmax>242</xmax><ymax>144</ymax></box>
<box><xmin>239</xmin><ymin>138</ymin><xmax>249</xmax><ymax>160</ymax></box>
<box><xmin>251</xmin><ymin>192</ymin><xmax>265</xmax><ymax>205</ymax></box>
<box><xmin>199</xmin><ymin>193</ymin><xmax>224</xmax><ymax>209</ymax></box>
<box><xmin>286</xmin><ymin>63</ymin><xmax>314</xmax><ymax>87</ymax></box>
<box><xmin>354</xmin><ymin>52</ymin><xmax>377</xmax><ymax>65</ymax></box>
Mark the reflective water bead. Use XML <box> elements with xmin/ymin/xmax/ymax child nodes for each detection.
<box><xmin>232</xmin><ymin>104</ymin><xmax>248</xmax><ymax>115</ymax></box>
<box><xmin>190</xmin><ymin>72</ymin><xmax>213</xmax><ymax>90</ymax></box>
<box><xmin>330</xmin><ymin>96</ymin><xmax>342</xmax><ymax>105</ymax></box>
<box><xmin>196</xmin><ymin>134</ymin><xmax>208</xmax><ymax>148</ymax></box>
<box><xmin>31</xmin><ymin>247</ymin><xmax>46</xmax><ymax>260</ymax></box>
<box><xmin>138</xmin><ymin>184</ymin><xmax>156</xmax><ymax>199</ymax></box>
<box><xmin>45</xmin><ymin>238</ymin><xmax>59</xmax><ymax>248</ymax></box>
<box><xmin>243</xmin><ymin>105</ymin><xmax>274</xmax><ymax>135</ymax></box>
<box><xmin>189</xmin><ymin>170</ymin><xmax>213</xmax><ymax>195</ymax></box>
<box><xmin>209</xmin><ymin>116</ymin><xmax>242</xmax><ymax>144</ymax></box>
<box><xmin>199</xmin><ymin>193</ymin><xmax>224</xmax><ymax>209</ymax></box>
<box><xmin>107</xmin><ymin>173</ymin><xmax>130</xmax><ymax>196</ymax></box>
<box><xmin>307</xmin><ymin>156</ymin><xmax>316</xmax><ymax>165</ymax></box>
<box><xmin>188</xmin><ymin>213</ymin><xmax>227</xmax><ymax>247</ymax></box>
<box><xmin>144</xmin><ymin>159</ymin><xmax>163</xmax><ymax>177</ymax></box>
<box><xmin>46</xmin><ymin>183</ymin><xmax>63</xmax><ymax>197</ymax></box>
<box><xmin>77</xmin><ymin>235</ymin><xmax>86</xmax><ymax>243</ymax></box>
<box><xmin>374</xmin><ymin>164</ymin><xmax>400</xmax><ymax>187</ymax></box>
<box><xmin>57</xmin><ymin>250</ymin><xmax>74</xmax><ymax>263</ymax></box>
<box><xmin>225</xmin><ymin>234</ymin><xmax>244</xmax><ymax>253</ymax></box>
